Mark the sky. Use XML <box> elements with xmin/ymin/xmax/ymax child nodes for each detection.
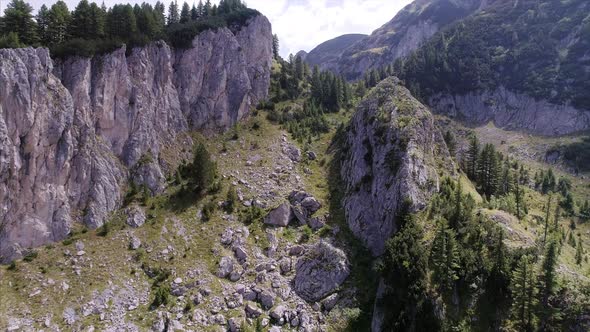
<box><xmin>1</xmin><ymin>0</ymin><xmax>413</xmax><ymax>57</ymax></box>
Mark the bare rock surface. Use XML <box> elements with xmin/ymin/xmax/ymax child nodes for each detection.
<box><xmin>0</xmin><ymin>15</ymin><xmax>272</xmax><ymax>262</ymax></box>
<box><xmin>340</xmin><ymin>77</ymin><xmax>454</xmax><ymax>255</ymax></box>
<box><xmin>293</xmin><ymin>241</ymin><xmax>350</xmax><ymax>302</ymax></box>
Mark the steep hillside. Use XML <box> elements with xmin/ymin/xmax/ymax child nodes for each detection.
<box><xmin>396</xmin><ymin>0</ymin><xmax>590</xmax><ymax>135</ymax></box>
<box><xmin>340</xmin><ymin>77</ymin><xmax>454</xmax><ymax>255</ymax></box>
<box><xmin>0</xmin><ymin>15</ymin><xmax>273</xmax><ymax>263</ymax></box>
<box><xmin>334</xmin><ymin>0</ymin><xmax>489</xmax><ymax>79</ymax></box>
<box><xmin>300</xmin><ymin>33</ymin><xmax>367</xmax><ymax>72</ymax></box>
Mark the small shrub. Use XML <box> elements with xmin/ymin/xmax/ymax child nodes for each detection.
<box><xmin>225</xmin><ymin>186</ymin><xmax>238</xmax><ymax>213</ymax></box>
<box><xmin>97</xmin><ymin>223</ymin><xmax>110</xmax><ymax>237</ymax></box>
<box><xmin>300</xmin><ymin>225</ymin><xmax>313</xmax><ymax>243</ymax></box>
<box><xmin>202</xmin><ymin>201</ymin><xmax>217</xmax><ymax>222</ymax></box>
<box><xmin>241</xmin><ymin>205</ymin><xmax>264</xmax><ymax>225</ymax></box>
<box><xmin>7</xmin><ymin>261</ymin><xmax>17</xmax><ymax>271</ymax></box>
<box><xmin>151</xmin><ymin>285</ymin><xmax>171</xmax><ymax>309</ymax></box>
<box><xmin>62</xmin><ymin>237</ymin><xmax>75</xmax><ymax>246</ymax></box>
<box><xmin>23</xmin><ymin>251</ymin><xmax>38</xmax><ymax>262</ymax></box>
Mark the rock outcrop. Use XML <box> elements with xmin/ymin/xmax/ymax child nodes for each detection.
<box><xmin>293</xmin><ymin>241</ymin><xmax>350</xmax><ymax>302</ymax></box>
<box><xmin>340</xmin><ymin>77</ymin><xmax>454</xmax><ymax>256</ymax></box>
<box><xmin>0</xmin><ymin>15</ymin><xmax>273</xmax><ymax>262</ymax></box>
<box><xmin>429</xmin><ymin>88</ymin><xmax>590</xmax><ymax>136</ymax></box>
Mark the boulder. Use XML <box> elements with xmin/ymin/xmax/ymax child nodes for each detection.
<box><xmin>301</xmin><ymin>197</ymin><xmax>321</xmax><ymax>215</ymax></box>
<box><xmin>125</xmin><ymin>205</ymin><xmax>146</xmax><ymax>228</ymax></box>
<box><xmin>217</xmin><ymin>256</ymin><xmax>235</xmax><ymax>278</ymax></box>
<box><xmin>129</xmin><ymin>236</ymin><xmax>142</xmax><ymax>250</ymax></box>
<box><xmin>283</xmin><ymin>144</ymin><xmax>301</xmax><ymax>162</ymax></box>
<box><xmin>245</xmin><ymin>302</ymin><xmax>263</xmax><ymax>318</ymax></box>
<box><xmin>264</xmin><ymin>203</ymin><xmax>292</xmax><ymax>227</ymax></box>
<box><xmin>258</xmin><ymin>289</ymin><xmax>275</xmax><ymax>309</ymax></box>
<box><xmin>293</xmin><ymin>242</ymin><xmax>350</xmax><ymax>302</ymax></box>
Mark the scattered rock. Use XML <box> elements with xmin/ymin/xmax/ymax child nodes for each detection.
<box><xmin>217</xmin><ymin>257</ymin><xmax>235</xmax><ymax>278</ymax></box>
<box><xmin>293</xmin><ymin>242</ymin><xmax>350</xmax><ymax>302</ymax></box>
<box><xmin>288</xmin><ymin>245</ymin><xmax>304</xmax><ymax>256</ymax></box>
<box><xmin>309</xmin><ymin>216</ymin><xmax>327</xmax><ymax>231</ymax></box>
<box><xmin>279</xmin><ymin>257</ymin><xmax>292</xmax><ymax>274</ymax></box>
<box><xmin>220</xmin><ymin>228</ymin><xmax>234</xmax><ymax>245</ymax></box>
<box><xmin>258</xmin><ymin>289</ymin><xmax>275</xmax><ymax>309</ymax></box>
<box><xmin>270</xmin><ymin>305</ymin><xmax>287</xmax><ymax>321</ymax></box>
<box><xmin>245</xmin><ymin>302</ymin><xmax>263</xmax><ymax>318</ymax></box>
<box><xmin>264</xmin><ymin>203</ymin><xmax>292</xmax><ymax>227</ymax></box>
<box><xmin>63</xmin><ymin>307</ymin><xmax>77</xmax><ymax>326</ymax></box>
<box><xmin>228</xmin><ymin>317</ymin><xmax>244</xmax><ymax>332</ymax></box>
<box><xmin>301</xmin><ymin>197</ymin><xmax>321</xmax><ymax>215</ymax></box>
<box><xmin>234</xmin><ymin>246</ymin><xmax>248</xmax><ymax>261</ymax></box>
<box><xmin>283</xmin><ymin>144</ymin><xmax>301</xmax><ymax>162</ymax></box>
<box><xmin>307</xmin><ymin>151</ymin><xmax>317</xmax><ymax>160</ymax></box>
<box><xmin>129</xmin><ymin>236</ymin><xmax>142</xmax><ymax>250</ymax></box>
<box><xmin>125</xmin><ymin>205</ymin><xmax>146</xmax><ymax>228</ymax></box>
<box><xmin>321</xmin><ymin>293</ymin><xmax>339</xmax><ymax>311</ymax></box>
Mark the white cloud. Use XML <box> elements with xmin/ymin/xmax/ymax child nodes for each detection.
<box><xmin>248</xmin><ymin>0</ymin><xmax>413</xmax><ymax>57</ymax></box>
<box><xmin>2</xmin><ymin>0</ymin><xmax>412</xmax><ymax>58</ymax></box>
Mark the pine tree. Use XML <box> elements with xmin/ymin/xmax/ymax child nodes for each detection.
<box><xmin>204</xmin><ymin>0</ymin><xmax>212</xmax><ymax>16</ymax></box>
<box><xmin>514</xmin><ymin>176</ymin><xmax>524</xmax><ymax>220</ymax></box>
<box><xmin>167</xmin><ymin>0</ymin><xmax>179</xmax><ymax>25</ymax></box>
<box><xmin>511</xmin><ymin>254</ymin><xmax>537</xmax><ymax>332</ymax></box>
<box><xmin>91</xmin><ymin>2</ymin><xmax>106</xmax><ymax>39</ymax></box>
<box><xmin>272</xmin><ymin>34</ymin><xmax>280</xmax><ymax>59</ymax></box>
<box><xmin>136</xmin><ymin>3</ymin><xmax>159</xmax><ymax>38</ymax></box>
<box><xmin>553</xmin><ymin>204</ymin><xmax>561</xmax><ymax>232</ymax></box>
<box><xmin>190</xmin><ymin>4</ymin><xmax>198</xmax><ymax>20</ymax></box>
<box><xmin>153</xmin><ymin>1</ymin><xmax>166</xmax><ymax>29</ymax></box>
<box><xmin>106</xmin><ymin>4</ymin><xmax>137</xmax><ymax>40</ymax></box>
<box><xmin>543</xmin><ymin>195</ymin><xmax>552</xmax><ymax>244</ymax></box>
<box><xmin>575</xmin><ymin>240</ymin><xmax>583</xmax><ymax>265</ymax></box>
<box><xmin>382</xmin><ymin>214</ymin><xmax>438</xmax><ymax>331</ymax></box>
<box><xmin>36</xmin><ymin>5</ymin><xmax>50</xmax><ymax>45</ymax></box>
<box><xmin>47</xmin><ymin>1</ymin><xmax>71</xmax><ymax>44</ymax></box>
<box><xmin>581</xmin><ymin>200</ymin><xmax>590</xmax><ymax>221</ymax></box>
<box><xmin>70</xmin><ymin>0</ymin><xmax>93</xmax><ymax>39</ymax></box>
<box><xmin>179</xmin><ymin>2</ymin><xmax>191</xmax><ymax>23</ymax></box>
<box><xmin>189</xmin><ymin>143</ymin><xmax>216</xmax><ymax>194</ymax></box>
<box><xmin>443</xmin><ymin>130</ymin><xmax>456</xmax><ymax>156</ymax></box>
<box><xmin>560</xmin><ymin>192</ymin><xmax>575</xmax><ymax>216</ymax></box>
<box><xmin>478</xmin><ymin>143</ymin><xmax>499</xmax><ymax>197</ymax></box>
<box><xmin>295</xmin><ymin>55</ymin><xmax>304</xmax><ymax>81</ymax></box>
<box><xmin>465</xmin><ymin>134</ymin><xmax>480</xmax><ymax>180</ymax></box>
<box><xmin>537</xmin><ymin>241</ymin><xmax>558</xmax><ymax>330</ymax></box>
<box><xmin>429</xmin><ymin>221</ymin><xmax>460</xmax><ymax>294</ymax></box>
<box><xmin>3</xmin><ymin>0</ymin><xmax>39</xmax><ymax>45</ymax></box>
<box><xmin>197</xmin><ymin>0</ymin><xmax>204</xmax><ymax>17</ymax></box>
<box><xmin>486</xmin><ymin>230</ymin><xmax>510</xmax><ymax>305</ymax></box>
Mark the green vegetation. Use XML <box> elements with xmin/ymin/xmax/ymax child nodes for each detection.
<box><xmin>0</xmin><ymin>0</ymin><xmax>259</xmax><ymax>57</ymax></box>
<box><xmin>392</xmin><ymin>0</ymin><xmax>590</xmax><ymax>110</ymax></box>
<box><xmin>264</xmin><ymin>49</ymin><xmax>354</xmax><ymax>144</ymax></box>
<box><xmin>380</xmin><ymin>173</ymin><xmax>590</xmax><ymax>330</ymax></box>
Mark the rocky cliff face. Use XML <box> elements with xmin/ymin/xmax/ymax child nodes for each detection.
<box><xmin>332</xmin><ymin>0</ymin><xmax>489</xmax><ymax>79</ymax></box>
<box><xmin>299</xmin><ymin>34</ymin><xmax>367</xmax><ymax>72</ymax></box>
<box><xmin>340</xmin><ymin>77</ymin><xmax>454</xmax><ymax>256</ymax></box>
<box><xmin>0</xmin><ymin>15</ymin><xmax>273</xmax><ymax>262</ymax></box>
<box><xmin>429</xmin><ymin>88</ymin><xmax>590</xmax><ymax>136</ymax></box>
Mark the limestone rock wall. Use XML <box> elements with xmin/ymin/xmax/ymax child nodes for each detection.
<box><xmin>0</xmin><ymin>16</ymin><xmax>273</xmax><ymax>262</ymax></box>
